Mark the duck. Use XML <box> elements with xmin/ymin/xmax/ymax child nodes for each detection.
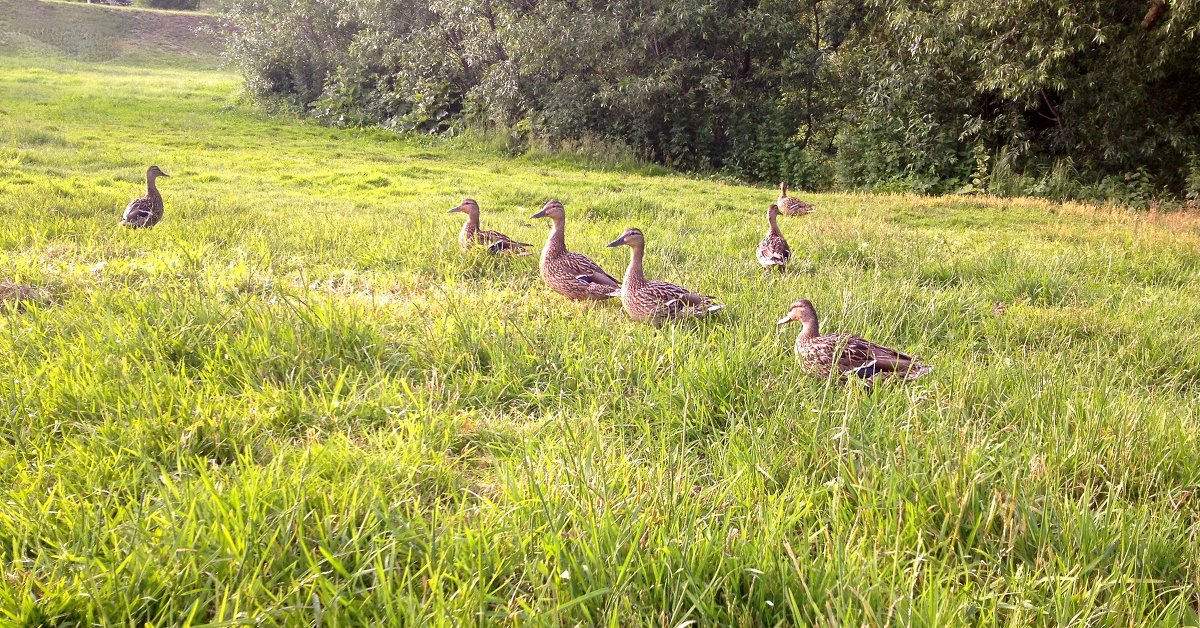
<box><xmin>121</xmin><ymin>165</ymin><xmax>169</xmax><ymax>228</ymax></box>
<box><xmin>756</xmin><ymin>203</ymin><xmax>791</xmax><ymax>272</ymax></box>
<box><xmin>776</xmin><ymin>299</ymin><xmax>932</xmax><ymax>384</ymax></box>
<box><xmin>447</xmin><ymin>198</ymin><xmax>531</xmax><ymax>255</ymax></box>
<box><xmin>530</xmin><ymin>200</ymin><xmax>621</xmax><ymax>301</ymax></box>
<box><xmin>606</xmin><ymin>227</ymin><xmax>724</xmax><ymax>323</ymax></box>
<box><xmin>777</xmin><ymin>182</ymin><xmax>814</xmax><ymax>216</ymax></box>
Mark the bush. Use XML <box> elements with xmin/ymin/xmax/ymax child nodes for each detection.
<box><xmin>218</xmin><ymin>0</ymin><xmax>1200</xmax><ymax>207</ymax></box>
<box><xmin>1186</xmin><ymin>155</ymin><xmax>1200</xmax><ymax>203</ymax></box>
<box><xmin>219</xmin><ymin>0</ymin><xmax>862</xmax><ymax>180</ymax></box>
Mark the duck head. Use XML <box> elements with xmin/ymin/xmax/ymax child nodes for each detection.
<box><xmin>448</xmin><ymin>198</ymin><xmax>480</xmax><ymax>215</ymax></box>
<box><xmin>606</xmin><ymin>227</ymin><xmax>645</xmax><ymax>249</ymax></box>
<box><xmin>530</xmin><ymin>199</ymin><xmax>565</xmax><ymax>220</ymax></box>
<box><xmin>147</xmin><ymin>165</ymin><xmax>170</xmax><ymax>179</ymax></box>
<box><xmin>777</xmin><ymin>299</ymin><xmax>818</xmax><ymax>326</ymax></box>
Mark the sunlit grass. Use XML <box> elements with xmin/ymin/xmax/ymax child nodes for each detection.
<box><xmin>2</xmin><ymin>43</ymin><xmax>1200</xmax><ymax>624</ymax></box>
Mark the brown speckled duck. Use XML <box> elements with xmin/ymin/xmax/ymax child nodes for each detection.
<box><xmin>756</xmin><ymin>203</ymin><xmax>791</xmax><ymax>272</ymax></box>
<box><xmin>531</xmin><ymin>200</ymin><xmax>621</xmax><ymax>301</ymax></box>
<box><xmin>777</xmin><ymin>182</ymin><xmax>814</xmax><ymax>217</ymax></box>
<box><xmin>447</xmin><ymin>198</ymin><xmax>531</xmax><ymax>255</ymax></box>
<box><xmin>606</xmin><ymin>227</ymin><xmax>724</xmax><ymax>323</ymax></box>
<box><xmin>777</xmin><ymin>299</ymin><xmax>932</xmax><ymax>384</ymax></box>
<box><xmin>121</xmin><ymin>165</ymin><xmax>169</xmax><ymax>228</ymax></box>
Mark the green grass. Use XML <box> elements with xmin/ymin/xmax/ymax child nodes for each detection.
<box><xmin>4</xmin><ymin>18</ymin><xmax>1200</xmax><ymax>625</ymax></box>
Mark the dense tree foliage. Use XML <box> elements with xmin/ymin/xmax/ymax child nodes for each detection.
<box><xmin>841</xmin><ymin>0</ymin><xmax>1200</xmax><ymax>201</ymax></box>
<box><xmin>220</xmin><ymin>0</ymin><xmax>1200</xmax><ymax>204</ymax></box>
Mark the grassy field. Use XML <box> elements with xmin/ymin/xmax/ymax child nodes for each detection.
<box><xmin>4</xmin><ymin>4</ymin><xmax>1200</xmax><ymax>625</ymax></box>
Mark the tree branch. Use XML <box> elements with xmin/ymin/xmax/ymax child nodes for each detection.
<box><xmin>1040</xmin><ymin>87</ymin><xmax>1064</xmax><ymax>133</ymax></box>
<box><xmin>1142</xmin><ymin>0</ymin><xmax>1167</xmax><ymax>31</ymax></box>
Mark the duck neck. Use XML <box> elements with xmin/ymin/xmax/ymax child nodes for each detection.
<box><xmin>625</xmin><ymin>244</ymin><xmax>647</xmax><ymax>287</ymax></box>
<box><xmin>462</xmin><ymin>211</ymin><xmax>479</xmax><ymax>234</ymax></box>
<box><xmin>543</xmin><ymin>216</ymin><xmax>567</xmax><ymax>259</ymax></box>
<box><xmin>767</xmin><ymin>212</ymin><xmax>781</xmax><ymax>236</ymax></box>
<box><xmin>799</xmin><ymin>313</ymin><xmax>819</xmax><ymax>340</ymax></box>
<box><xmin>146</xmin><ymin>175</ymin><xmax>161</xmax><ymax>199</ymax></box>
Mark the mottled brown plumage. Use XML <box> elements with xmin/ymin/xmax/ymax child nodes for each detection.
<box><xmin>121</xmin><ymin>165</ymin><xmax>169</xmax><ymax>228</ymax></box>
<box><xmin>531</xmin><ymin>200</ymin><xmax>621</xmax><ymax>301</ymax></box>
<box><xmin>777</xmin><ymin>182</ymin><xmax>814</xmax><ymax>217</ymax></box>
<box><xmin>756</xmin><ymin>204</ymin><xmax>791</xmax><ymax>271</ymax></box>
<box><xmin>777</xmin><ymin>299</ymin><xmax>932</xmax><ymax>384</ymax></box>
<box><xmin>447</xmin><ymin>198</ymin><xmax>531</xmax><ymax>255</ymax></box>
<box><xmin>606</xmin><ymin>227</ymin><xmax>724</xmax><ymax>323</ymax></box>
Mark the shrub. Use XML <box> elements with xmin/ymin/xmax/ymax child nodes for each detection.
<box><xmin>218</xmin><ymin>0</ymin><xmax>1200</xmax><ymax>207</ymax></box>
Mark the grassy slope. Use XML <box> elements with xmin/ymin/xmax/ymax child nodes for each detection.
<box><xmin>3</xmin><ymin>5</ymin><xmax>1200</xmax><ymax>625</ymax></box>
<box><xmin>0</xmin><ymin>0</ymin><xmax>222</xmax><ymax>66</ymax></box>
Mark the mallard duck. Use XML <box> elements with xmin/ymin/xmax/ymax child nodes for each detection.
<box><xmin>756</xmin><ymin>203</ymin><xmax>791</xmax><ymax>272</ymax></box>
<box><xmin>606</xmin><ymin>227</ymin><xmax>724</xmax><ymax>323</ymax></box>
<box><xmin>777</xmin><ymin>182</ymin><xmax>814</xmax><ymax>217</ymax></box>
<box><xmin>121</xmin><ymin>165</ymin><xmax>169</xmax><ymax>228</ymax></box>
<box><xmin>447</xmin><ymin>198</ymin><xmax>531</xmax><ymax>255</ymax></box>
<box><xmin>530</xmin><ymin>200</ymin><xmax>621</xmax><ymax>301</ymax></box>
<box><xmin>777</xmin><ymin>299</ymin><xmax>932</xmax><ymax>384</ymax></box>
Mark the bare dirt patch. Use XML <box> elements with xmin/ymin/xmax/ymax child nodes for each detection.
<box><xmin>0</xmin><ymin>280</ymin><xmax>53</xmax><ymax>312</ymax></box>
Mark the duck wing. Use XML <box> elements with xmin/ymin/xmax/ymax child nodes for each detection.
<box><xmin>860</xmin><ymin>339</ymin><xmax>932</xmax><ymax>380</ymax></box>
<box><xmin>649</xmin><ymin>281</ymin><xmax>724</xmax><ymax>317</ymax></box>
<box><xmin>642</xmin><ymin>280</ymin><xmax>686</xmax><ymax>298</ymax></box>
<box><xmin>560</xmin><ymin>252</ymin><xmax>621</xmax><ymax>297</ymax></box>
<box><xmin>481</xmin><ymin>229</ymin><xmax>532</xmax><ymax>255</ymax></box>
<box><xmin>778</xmin><ymin>195</ymin><xmax>814</xmax><ymax>216</ymax></box>
<box><xmin>757</xmin><ymin>233</ymin><xmax>790</xmax><ymax>267</ymax></box>
<box><xmin>834</xmin><ymin>334</ymin><xmax>931</xmax><ymax>380</ymax></box>
<box><xmin>563</xmin><ymin>253</ymin><xmax>619</xmax><ymax>287</ymax></box>
<box><xmin>121</xmin><ymin>196</ymin><xmax>154</xmax><ymax>227</ymax></box>
<box><xmin>822</xmin><ymin>334</ymin><xmax>877</xmax><ymax>375</ymax></box>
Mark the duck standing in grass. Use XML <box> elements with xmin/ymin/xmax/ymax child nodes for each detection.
<box><xmin>606</xmin><ymin>227</ymin><xmax>724</xmax><ymax>323</ymax></box>
<box><xmin>756</xmin><ymin>203</ymin><xmax>791</xmax><ymax>272</ymax></box>
<box><xmin>777</xmin><ymin>181</ymin><xmax>814</xmax><ymax>216</ymax></box>
<box><xmin>121</xmin><ymin>165</ymin><xmax>169</xmax><ymax>228</ymax></box>
<box><xmin>531</xmin><ymin>200</ymin><xmax>621</xmax><ymax>301</ymax></box>
<box><xmin>447</xmin><ymin>198</ymin><xmax>531</xmax><ymax>255</ymax></box>
<box><xmin>777</xmin><ymin>299</ymin><xmax>932</xmax><ymax>384</ymax></box>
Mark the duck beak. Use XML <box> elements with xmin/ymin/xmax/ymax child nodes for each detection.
<box><xmin>776</xmin><ymin>316</ymin><xmax>794</xmax><ymax>326</ymax></box>
<box><xmin>605</xmin><ymin>235</ymin><xmax>627</xmax><ymax>248</ymax></box>
<box><xmin>530</xmin><ymin>207</ymin><xmax>548</xmax><ymax>219</ymax></box>
<box><xmin>447</xmin><ymin>206</ymin><xmax>462</xmax><ymax>214</ymax></box>
<box><xmin>160</xmin><ymin>172</ymin><xmax>171</xmax><ymax>177</ymax></box>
